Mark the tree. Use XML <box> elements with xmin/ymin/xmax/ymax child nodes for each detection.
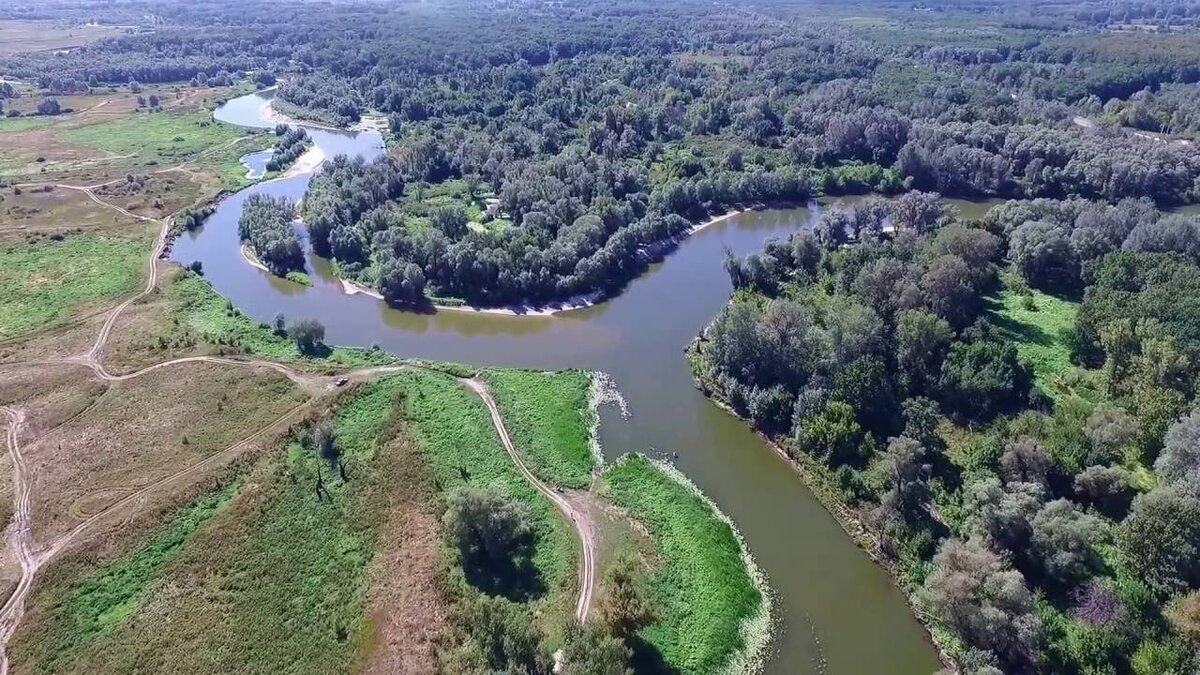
<box><xmin>999</xmin><ymin>437</ymin><xmax>1054</xmax><ymax>488</ymax></box>
<box><xmin>1121</xmin><ymin>483</ymin><xmax>1200</xmax><ymax>595</ymax></box>
<box><xmin>378</xmin><ymin>259</ymin><xmax>427</xmax><ymax>307</ymax></box>
<box><xmin>1166</xmin><ymin>589</ymin><xmax>1200</xmax><ymax>643</ymax></box>
<box><xmin>596</xmin><ymin>555</ymin><xmax>659</xmax><ymax>641</ymax></box>
<box><xmin>458</xmin><ymin>594</ymin><xmax>552</xmax><ymax>674</ymax></box>
<box><xmin>1156</xmin><ymin>407</ymin><xmax>1200</xmax><ymax>485</ymax></box>
<box><xmin>560</xmin><ymin>621</ymin><xmax>632</xmax><ymax>675</ymax></box>
<box><xmin>443</xmin><ymin>486</ymin><xmax>538</xmax><ymax>597</ymax></box>
<box><xmin>965</xmin><ymin>478</ymin><xmax>1044</xmax><ymax>555</ymax></box>
<box><xmin>939</xmin><ymin>338</ymin><xmax>1031</xmax><ymax>421</ymax></box>
<box><xmin>312</xmin><ymin>422</ymin><xmax>340</xmax><ymax>469</ymax></box>
<box><xmin>1084</xmin><ymin>405</ymin><xmax>1137</xmax><ymax>466</ymax></box>
<box><xmin>890</xmin><ymin>191</ymin><xmax>950</xmax><ymax>234</ymax></box>
<box><xmin>896</xmin><ymin>309</ymin><xmax>953</xmax><ymax>396</ymax></box>
<box><xmin>1030</xmin><ymin>499</ymin><xmax>1107</xmax><ymax>588</ymax></box>
<box><xmin>1074</xmin><ymin>465</ymin><xmax>1136</xmax><ymax>519</ymax></box>
<box><xmin>921</xmin><ymin>255</ymin><xmax>981</xmax><ymax>329</ymax></box>
<box><xmin>922</xmin><ymin>538</ymin><xmax>1040</xmax><ymax>670</ymax></box>
<box><xmin>874</xmin><ymin>436</ymin><xmax>932</xmax><ymax>530</ymax></box>
<box><xmin>796</xmin><ymin>400</ymin><xmax>868</xmax><ymax>467</ymax></box>
<box><xmin>288</xmin><ymin>318</ymin><xmax>326</xmax><ymax>355</ymax></box>
<box><xmin>1008</xmin><ymin>221</ymin><xmax>1080</xmax><ymax>294</ymax></box>
<box><xmin>36</xmin><ymin>97</ymin><xmax>61</xmax><ymax>116</ymax></box>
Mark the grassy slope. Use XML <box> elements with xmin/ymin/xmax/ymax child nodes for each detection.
<box><xmin>0</xmin><ymin>232</ymin><xmax>148</xmax><ymax>340</ymax></box>
<box><xmin>167</xmin><ymin>272</ymin><xmax>393</xmax><ymax>368</ymax></box>
<box><xmin>988</xmin><ymin>272</ymin><xmax>1082</xmax><ymax>398</ymax></box>
<box><xmin>483</xmin><ymin>369</ymin><xmax>596</xmax><ymax>489</ymax></box>
<box><xmin>604</xmin><ymin>455</ymin><xmax>764</xmax><ymax>675</ymax></box>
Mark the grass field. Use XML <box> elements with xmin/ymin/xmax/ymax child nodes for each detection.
<box><xmin>11</xmin><ymin>376</ymin><xmax>411</xmax><ymax>674</ymax></box>
<box><xmin>988</xmin><ymin>271</ymin><xmax>1082</xmax><ymax>397</ymax></box>
<box><xmin>167</xmin><ymin>272</ymin><xmax>394</xmax><ymax>368</ymax></box>
<box><xmin>603</xmin><ymin>455</ymin><xmax>766</xmax><ymax>675</ymax></box>
<box><xmin>483</xmin><ymin>369</ymin><xmax>596</xmax><ymax>489</ymax></box>
<box><xmin>59</xmin><ymin>110</ymin><xmax>268</xmax><ymax>189</ymax></box>
<box><xmin>0</xmin><ymin>232</ymin><xmax>149</xmax><ymax>340</ymax></box>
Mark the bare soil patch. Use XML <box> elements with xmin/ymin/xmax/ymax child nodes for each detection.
<box><xmin>359</xmin><ymin>430</ymin><xmax>452</xmax><ymax>675</ymax></box>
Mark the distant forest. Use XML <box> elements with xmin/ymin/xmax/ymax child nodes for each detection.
<box><xmin>5</xmin><ymin>0</ymin><xmax>1200</xmax><ymax>305</ymax></box>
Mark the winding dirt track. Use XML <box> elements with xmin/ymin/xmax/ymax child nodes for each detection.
<box><xmin>0</xmin><ymin>186</ymin><xmax>600</xmax><ymax>670</ymax></box>
<box><xmin>464</xmin><ymin>378</ymin><xmax>596</xmax><ymax>622</ymax></box>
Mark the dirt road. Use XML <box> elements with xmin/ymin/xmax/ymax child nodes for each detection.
<box><xmin>0</xmin><ymin>184</ymin><xmax>600</xmax><ymax>670</ymax></box>
<box><xmin>463</xmin><ymin>378</ymin><xmax>596</xmax><ymax>622</ymax></box>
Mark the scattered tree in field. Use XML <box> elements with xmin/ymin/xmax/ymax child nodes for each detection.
<box><xmin>596</xmin><ymin>555</ymin><xmax>659</xmax><ymax>642</ymax></box>
<box><xmin>36</xmin><ymin>97</ymin><xmax>61</xmax><ymax>116</ymax></box>
<box><xmin>288</xmin><ymin>318</ymin><xmax>326</xmax><ymax>355</ymax></box>
<box><xmin>443</xmin><ymin>486</ymin><xmax>538</xmax><ymax>598</ymax></box>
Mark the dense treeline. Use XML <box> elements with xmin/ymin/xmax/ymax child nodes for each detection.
<box><xmin>694</xmin><ymin>193</ymin><xmax>1200</xmax><ymax>675</ymax></box>
<box><xmin>9</xmin><ymin>0</ymin><xmax>1200</xmax><ymax>303</ymax></box>
<box><xmin>265</xmin><ymin>124</ymin><xmax>310</xmax><ymax>173</ymax></box>
<box><xmin>237</xmin><ymin>194</ymin><xmax>302</xmax><ymax>276</ymax></box>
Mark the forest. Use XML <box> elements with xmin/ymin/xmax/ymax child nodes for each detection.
<box><xmin>5</xmin><ymin>0</ymin><xmax>1200</xmax><ymax>305</ymax></box>
<box><xmin>693</xmin><ymin>194</ymin><xmax>1200</xmax><ymax>675</ymax></box>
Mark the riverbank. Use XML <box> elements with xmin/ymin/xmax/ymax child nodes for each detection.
<box><xmin>604</xmin><ymin>454</ymin><xmax>772</xmax><ymax>675</ymax></box>
<box><xmin>259</xmin><ymin>96</ymin><xmax>386</xmax><ymax>134</ymax></box>
<box><xmin>685</xmin><ymin>337</ymin><xmax>953</xmax><ymax>670</ymax></box>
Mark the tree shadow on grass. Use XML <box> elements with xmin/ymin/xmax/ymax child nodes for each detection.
<box><xmin>983</xmin><ymin>297</ymin><xmax>1056</xmax><ymax>348</ymax></box>
<box><xmin>462</xmin><ymin>555</ymin><xmax>546</xmax><ymax>603</ymax></box>
<box><xmin>628</xmin><ymin>634</ymin><xmax>680</xmax><ymax>675</ymax></box>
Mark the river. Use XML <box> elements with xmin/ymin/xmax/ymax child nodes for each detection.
<box><xmin>174</xmin><ymin>89</ymin><xmax>952</xmax><ymax>675</ymax></box>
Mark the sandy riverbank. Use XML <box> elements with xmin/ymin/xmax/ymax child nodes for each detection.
<box><xmin>256</xmin><ymin>208</ymin><xmax>751</xmax><ymax>316</ymax></box>
<box><xmin>277</xmin><ymin>144</ymin><xmax>326</xmax><ymax>181</ymax></box>
<box><xmin>259</xmin><ymin>98</ymin><xmax>386</xmax><ymax>134</ymax></box>
<box><xmin>240</xmin><ymin>244</ymin><xmax>270</xmax><ymax>273</ymax></box>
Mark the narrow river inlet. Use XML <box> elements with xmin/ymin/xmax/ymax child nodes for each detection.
<box><xmin>172</xmin><ymin>90</ymin><xmax>945</xmax><ymax>675</ymax></box>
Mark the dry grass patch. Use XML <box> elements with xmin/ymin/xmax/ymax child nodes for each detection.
<box><xmin>22</xmin><ymin>360</ymin><xmax>307</xmax><ymax>542</ymax></box>
<box><xmin>0</xmin><ymin>20</ymin><xmax>128</xmax><ymax>56</ymax></box>
<box><xmin>0</xmin><ymin>186</ymin><xmax>146</xmax><ymax>242</ymax></box>
<box><xmin>359</xmin><ymin>430</ymin><xmax>453</xmax><ymax>674</ymax></box>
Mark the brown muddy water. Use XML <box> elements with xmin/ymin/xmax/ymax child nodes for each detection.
<box><xmin>172</xmin><ymin>90</ymin><xmax>991</xmax><ymax>675</ymax></box>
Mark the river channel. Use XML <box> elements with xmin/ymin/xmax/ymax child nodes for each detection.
<box><xmin>174</xmin><ymin>89</ymin><xmax>954</xmax><ymax>675</ymax></box>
